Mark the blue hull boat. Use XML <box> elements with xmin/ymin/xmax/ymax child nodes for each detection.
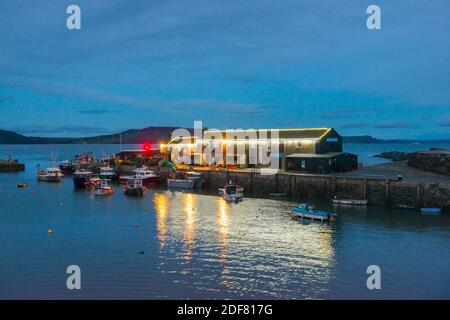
<box><xmin>420</xmin><ymin>208</ymin><xmax>441</xmax><ymax>214</ymax></box>
<box><xmin>292</xmin><ymin>204</ymin><xmax>336</xmax><ymax>222</ymax></box>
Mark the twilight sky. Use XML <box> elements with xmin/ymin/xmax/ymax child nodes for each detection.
<box><xmin>0</xmin><ymin>0</ymin><xmax>449</xmax><ymax>139</ymax></box>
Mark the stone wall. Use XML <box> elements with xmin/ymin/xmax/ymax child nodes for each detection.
<box><xmin>408</xmin><ymin>151</ymin><xmax>450</xmax><ymax>176</ymax></box>
<box><xmin>196</xmin><ymin>170</ymin><xmax>450</xmax><ymax>212</ymax></box>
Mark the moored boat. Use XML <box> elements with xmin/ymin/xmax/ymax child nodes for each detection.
<box><xmin>292</xmin><ymin>203</ymin><xmax>336</xmax><ymax>222</ymax></box>
<box><xmin>218</xmin><ymin>182</ymin><xmax>244</xmax><ymax>202</ymax></box>
<box><xmin>59</xmin><ymin>160</ymin><xmax>74</xmax><ymax>173</ymax></box>
<box><xmin>93</xmin><ymin>179</ymin><xmax>113</xmax><ymax>196</ymax></box>
<box><xmin>185</xmin><ymin>171</ymin><xmax>203</xmax><ymax>188</ymax></box>
<box><xmin>332</xmin><ymin>198</ymin><xmax>368</xmax><ymax>206</ymax></box>
<box><xmin>167</xmin><ymin>177</ymin><xmax>196</xmax><ymax>189</ymax></box>
<box><xmin>98</xmin><ymin>166</ymin><xmax>116</xmax><ymax>180</ymax></box>
<box><xmin>120</xmin><ymin>167</ymin><xmax>159</xmax><ymax>186</ymax></box>
<box><xmin>37</xmin><ymin>167</ymin><xmax>63</xmax><ymax>182</ymax></box>
<box><xmin>123</xmin><ymin>178</ymin><xmax>145</xmax><ymax>196</ymax></box>
<box><xmin>73</xmin><ymin>169</ymin><xmax>93</xmax><ymax>189</ymax></box>
<box><xmin>420</xmin><ymin>207</ymin><xmax>442</xmax><ymax>214</ymax></box>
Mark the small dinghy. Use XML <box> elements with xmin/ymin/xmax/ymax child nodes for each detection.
<box><xmin>167</xmin><ymin>177</ymin><xmax>196</xmax><ymax>189</ymax></box>
<box><xmin>93</xmin><ymin>179</ymin><xmax>113</xmax><ymax>196</ymax></box>
<box><xmin>292</xmin><ymin>203</ymin><xmax>336</xmax><ymax>222</ymax></box>
<box><xmin>17</xmin><ymin>183</ymin><xmax>28</xmax><ymax>188</ymax></box>
<box><xmin>332</xmin><ymin>198</ymin><xmax>368</xmax><ymax>206</ymax></box>
<box><xmin>420</xmin><ymin>207</ymin><xmax>442</xmax><ymax>214</ymax></box>
<box><xmin>123</xmin><ymin>178</ymin><xmax>145</xmax><ymax>196</ymax></box>
<box><xmin>218</xmin><ymin>182</ymin><xmax>244</xmax><ymax>203</ymax></box>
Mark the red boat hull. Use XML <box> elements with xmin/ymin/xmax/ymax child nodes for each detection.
<box><xmin>120</xmin><ymin>176</ymin><xmax>159</xmax><ymax>186</ymax></box>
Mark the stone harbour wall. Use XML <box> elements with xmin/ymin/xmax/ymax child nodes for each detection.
<box><xmin>408</xmin><ymin>151</ymin><xmax>450</xmax><ymax>176</ymax></box>
<box><xmin>199</xmin><ymin>170</ymin><xmax>450</xmax><ymax>212</ymax></box>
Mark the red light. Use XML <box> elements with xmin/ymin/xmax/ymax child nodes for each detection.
<box><xmin>143</xmin><ymin>142</ymin><xmax>151</xmax><ymax>151</ymax></box>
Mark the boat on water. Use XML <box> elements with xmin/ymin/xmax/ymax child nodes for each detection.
<box><xmin>395</xmin><ymin>204</ymin><xmax>416</xmax><ymax>210</ymax></box>
<box><xmin>59</xmin><ymin>160</ymin><xmax>74</xmax><ymax>173</ymax></box>
<box><xmin>420</xmin><ymin>207</ymin><xmax>442</xmax><ymax>214</ymax></box>
<box><xmin>218</xmin><ymin>182</ymin><xmax>244</xmax><ymax>202</ymax></box>
<box><xmin>37</xmin><ymin>167</ymin><xmax>63</xmax><ymax>182</ymax></box>
<box><xmin>120</xmin><ymin>167</ymin><xmax>159</xmax><ymax>186</ymax></box>
<box><xmin>167</xmin><ymin>177</ymin><xmax>196</xmax><ymax>189</ymax></box>
<box><xmin>93</xmin><ymin>179</ymin><xmax>113</xmax><ymax>196</ymax></box>
<box><xmin>185</xmin><ymin>171</ymin><xmax>203</xmax><ymax>188</ymax></box>
<box><xmin>98</xmin><ymin>166</ymin><xmax>116</xmax><ymax>180</ymax></box>
<box><xmin>73</xmin><ymin>169</ymin><xmax>93</xmax><ymax>189</ymax></box>
<box><xmin>291</xmin><ymin>203</ymin><xmax>336</xmax><ymax>222</ymax></box>
<box><xmin>332</xmin><ymin>198</ymin><xmax>368</xmax><ymax>206</ymax></box>
<box><xmin>123</xmin><ymin>178</ymin><xmax>145</xmax><ymax>196</ymax></box>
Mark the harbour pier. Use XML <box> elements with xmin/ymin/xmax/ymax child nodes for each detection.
<box><xmin>166</xmin><ymin>167</ymin><xmax>450</xmax><ymax>212</ymax></box>
<box><xmin>0</xmin><ymin>159</ymin><xmax>25</xmax><ymax>172</ymax></box>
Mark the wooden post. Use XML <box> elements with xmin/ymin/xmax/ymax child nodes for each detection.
<box><xmin>385</xmin><ymin>180</ymin><xmax>390</xmax><ymax>205</ymax></box>
<box><xmin>332</xmin><ymin>177</ymin><xmax>336</xmax><ymax>198</ymax></box>
<box><xmin>416</xmin><ymin>184</ymin><xmax>423</xmax><ymax>209</ymax></box>
<box><xmin>275</xmin><ymin>173</ymin><xmax>279</xmax><ymax>193</ymax></box>
<box><xmin>363</xmin><ymin>179</ymin><xmax>368</xmax><ymax>200</ymax></box>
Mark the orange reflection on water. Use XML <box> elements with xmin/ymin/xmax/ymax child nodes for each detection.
<box><xmin>216</xmin><ymin>198</ymin><xmax>231</xmax><ymax>284</ymax></box>
<box><xmin>154</xmin><ymin>193</ymin><xmax>169</xmax><ymax>249</ymax></box>
<box><xmin>183</xmin><ymin>193</ymin><xmax>197</xmax><ymax>263</ymax></box>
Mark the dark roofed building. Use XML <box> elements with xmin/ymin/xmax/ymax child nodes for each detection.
<box><xmin>165</xmin><ymin>127</ymin><xmax>357</xmax><ymax>173</ymax></box>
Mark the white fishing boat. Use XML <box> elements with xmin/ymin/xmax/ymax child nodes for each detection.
<box><xmin>332</xmin><ymin>198</ymin><xmax>368</xmax><ymax>206</ymax></box>
<box><xmin>167</xmin><ymin>177</ymin><xmax>196</xmax><ymax>189</ymax></box>
<box><xmin>37</xmin><ymin>167</ymin><xmax>63</xmax><ymax>182</ymax></box>
<box><xmin>93</xmin><ymin>179</ymin><xmax>114</xmax><ymax>196</ymax></box>
<box><xmin>120</xmin><ymin>167</ymin><xmax>159</xmax><ymax>186</ymax></box>
<box><xmin>218</xmin><ymin>182</ymin><xmax>244</xmax><ymax>202</ymax></box>
<box><xmin>185</xmin><ymin>171</ymin><xmax>203</xmax><ymax>188</ymax></box>
<box><xmin>123</xmin><ymin>178</ymin><xmax>145</xmax><ymax>196</ymax></box>
<box><xmin>99</xmin><ymin>166</ymin><xmax>116</xmax><ymax>180</ymax></box>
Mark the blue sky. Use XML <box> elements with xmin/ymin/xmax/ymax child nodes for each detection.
<box><xmin>0</xmin><ymin>0</ymin><xmax>449</xmax><ymax>139</ymax></box>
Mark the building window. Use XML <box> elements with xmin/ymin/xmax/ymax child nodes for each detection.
<box><xmin>301</xmin><ymin>160</ymin><xmax>306</xmax><ymax>169</ymax></box>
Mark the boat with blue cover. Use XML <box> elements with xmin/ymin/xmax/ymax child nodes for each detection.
<box><xmin>420</xmin><ymin>207</ymin><xmax>441</xmax><ymax>214</ymax></box>
<box><xmin>291</xmin><ymin>203</ymin><xmax>336</xmax><ymax>222</ymax></box>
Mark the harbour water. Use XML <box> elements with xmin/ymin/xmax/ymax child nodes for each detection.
<box><xmin>0</xmin><ymin>144</ymin><xmax>449</xmax><ymax>299</ymax></box>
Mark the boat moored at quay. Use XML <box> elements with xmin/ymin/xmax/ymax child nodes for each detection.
<box><xmin>120</xmin><ymin>167</ymin><xmax>159</xmax><ymax>186</ymax></box>
<box><xmin>123</xmin><ymin>178</ymin><xmax>145</xmax><ymax>196</ymax></box>
<box><xmin>73</xmin><ymin>169</ymin><xmax>93</xmax><ymax>189</ymax></box>
<box><xmin>98</xmin><ymin>166</ymin><xmax>116</xmax><ymax>180</ymax></box>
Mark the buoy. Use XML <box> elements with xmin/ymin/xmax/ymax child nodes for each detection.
<box><xmin>47</xmin><ymin>229</ymin><xmax>54</xmax><ymax>234</ymax></box>
<box><xmin>134</xmin><ymin>224</ymin><xmax>139</xmax><ymax>228</ymax></box>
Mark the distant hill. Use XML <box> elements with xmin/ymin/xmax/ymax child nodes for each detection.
<box><xmin>0</xmin><ymin>128</ymin><xmax>449</xmax><ymax>144</ymax></box>
<box><xmin>343</xmin><ymin>135</ymin><xmax>450</xmax><ymax>144</ymax></box>
<box><xmin>0</xmin><ymin>127</ymin><xmax>188</xmax><ymax>145</ymax></box>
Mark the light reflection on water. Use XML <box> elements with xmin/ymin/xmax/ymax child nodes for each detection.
<box><xmin>0</xmin><ymin>144</ymin><xmax>450</xmax><ymax>299</ymax></box>
<box><xmin>151</xmin><ymin>191</ymin><xmax>336</xmax><ymax>299</ymax></box>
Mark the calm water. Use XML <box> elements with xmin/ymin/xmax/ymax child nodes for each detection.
<box><xmin>0</xmin><ymin>144</ymin><xmax>449</xmax><ymax>299</ymax></box>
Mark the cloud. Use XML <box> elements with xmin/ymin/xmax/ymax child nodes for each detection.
<box><xmin>339</xmin><ymin>122</ymin><xmax>369</xmax><ymax>128</ymax></box>
<box><xmin>76</xmin><ymin>108</ymin><xmax>119</xmax><ymax>115</ymax></box>
<box><xmin>439</xmin><ymin>116</ymin><xmax>450</xmax><ymax>127</ymax></box>
<box><xmin>0</xmin><ymin>96</ymin><xmax>13</xmax><ymax>103</ymax></box>
<box><xmin>373</xmin><ymin>121</ymin><xmax>416</xmax><ymax>129</ymax></box>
